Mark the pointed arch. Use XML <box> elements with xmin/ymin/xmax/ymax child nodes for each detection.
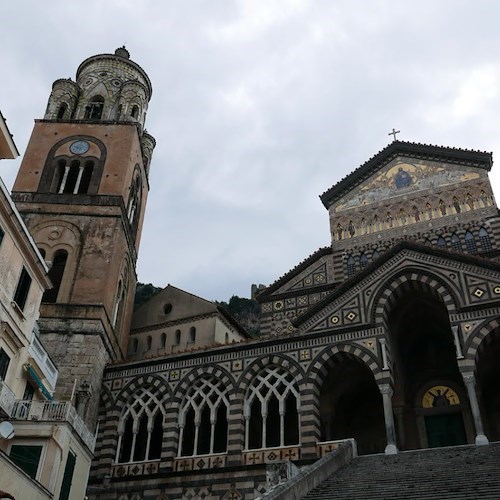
<box><xmin>479</xmin><ymin>227</ymin><xmax>492</xmax><ymax>252</ymax></box>
<box><xmin>451</xmin><ymin>232</ymin><xmax>462</xmax><ymax>252</ymax></box>
<box><xmin>465</xmin><ymin>230</ymin><xmax>477</xmax><ymax>254</ymax></box>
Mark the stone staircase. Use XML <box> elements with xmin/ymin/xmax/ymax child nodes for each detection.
<box><xmin>301</xmin><ymin>443</ymin><xmax>500</xmax><ymax>499</ymax></box>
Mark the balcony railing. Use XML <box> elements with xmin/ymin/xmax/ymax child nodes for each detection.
<box><xmin>0</xmin><ymin>378</ymin><xmax>16</xmax><ymax>417</ymax></box>
<box><xmin>11</xmin><ymin>400</ymin><xmax>96</xmax><ymax>452</ymax></box>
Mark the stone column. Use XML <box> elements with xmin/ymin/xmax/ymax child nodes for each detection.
<box><xmin>378</xmin><ymin>383</ymin><xmax>398</xmax><ymax>455</ymax></box>
<box><xmin>462</xmin><ymin>372</ymin><xmax>489</xmax><ymax>446</ymax></box>
<box><xmin>379</xmin><ymin>338</ymin><xmax>390</xmax><ymax>371</ymax></box>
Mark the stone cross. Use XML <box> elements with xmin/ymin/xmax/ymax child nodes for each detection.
<box><xmin>388</xmin><ymin>128</ymin><xmax>400</xmax><ymax>141</ymax></box>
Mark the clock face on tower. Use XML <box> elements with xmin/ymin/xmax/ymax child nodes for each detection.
<box><xmin>70</xmin><ymin>140</ymin><xmax>90</xmax><ymax>155</ymax></box>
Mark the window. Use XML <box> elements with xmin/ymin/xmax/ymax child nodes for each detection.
<box><xmin>347</xmin><ymin>255</ymin><xmax>356</xmax><ymax>277</ymax></box>
<box><xmin>84</xmin><ymin>96</ymin><xmax>104</xmax><ymax>120</ymax></box>
<box><xmin>359</xmin><ymin>253</ymin><xmax>368</xmax><ymax>268</ymax></box>
<box><xmin>57</xmin><ymin>160</ymin><xmax>94</xmax><ymax>194</ymax></box>
<box><xmin>451</xmin><ymin>233</ymin><xmax>461</xmax><ymax>252</ymax></box>
<box><xmin>372</xmin><ymin>250</ymin><xmax>380</xmax><ymax>261</ymax></box>
<box><xmin>116</xmin><ymin>388</ymin><xmax>164</xmax><ymax>463</ymax></box>
<box><xmin>175</xmin><ymin>330</ymin><xmax>181</xmax><ymax>345</ymax></box>
<box><xmin>163</xmin><ymin>303</ymin><xmax>172</xmax><ymax>315</ymax></box>
<box><xmin>59</xmin><ymin>451</ymin><xmax>76</xmax><ymax>500</ymax></box>
<box><xmin>0</xmin><ymin>348</ymin><xmax>10</xmax><ymax>380</ymax></box>
<box><xmin>479</xmin><ymin>227</ymin><xmax>492</xmax><ymax>252</ymax></box>
<box><xmin>436</xmin><ymin>236</ymin><xmax>446</xmax><ymax>247</ymax></box>
<box><xmin>189</xmin><ymin>327</ymin><xmax>196</xmax><ymax>343</ymax></box>
<box><xmin>245</xmin><ymin>365</ymin><xmax>300</xmax><ymax>449</ymax></box>
<box><xmin>131</xmin><ymin>105</ymin><xmax>139</xmax><ymax>119</ymax></box>
<box><xmin>14</xmin><ymin>267</ymin><xmax>32</xmax><ymax>311</ymax></box>
<box><xmin>146</xmin><ymin>336</ymin><xmax>152</xmax><ymax>350</ymax></box>
<box><xmin>57</xmin><ymin>103</ymin><xmax>68</xmax><ymax>120</ymax></box>
<box><xmin>160</xmin><ymin>332</ymin><xmax>166</xmax><ymax>349</ymax></box>
<box><xmin>23</xmin><ymin>382</ymin><xmax>35</xmax><ymax>401</ymax></box>
<box><xmin>42</xmin><ymin>250</ymin><xmax>67</xmax><ymax>303</ymax></box>
<box><xmin>0</xmin><ymin>225</ymin><xmax>4</xmax><ymax>247</ymax></box>
<box><xmin>465</xmin><ymin>231</ymin><xmax>477</xmax><ymax>253</ymax></box>
<box><xmin>10</xmin><ymin>444</ymin><xmax>43</xmax><ymax>479</ymax></box>
<box><xmin>178</xmin><ymin>376</ymin><xmax>229</xmax><ymax>456</ymax></box>
<box><xmin>131</xmin><ymin>338</ymin><xmax>138</xmax><ymax>354</ymax></box>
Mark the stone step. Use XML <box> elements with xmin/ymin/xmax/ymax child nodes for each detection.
<box><xmin>301</xmin><ymin>443</ymin><xmax>500</xmax><ymax>500</ymax></box>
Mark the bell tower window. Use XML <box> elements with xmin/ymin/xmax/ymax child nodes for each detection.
<box><xmin>57</xmin><ymin>103</ymin><xmax>68</xmax><ymax>120</ymax></box>
<box><xmin>42</xmin><ymin>250</ymin><xmax>68</xmax><ymax>303</ymax></box>
<box><xmin>56</xmin><ymin>160</ymin><xmax>94</xmax><ymax>194</ymax></box>
<box><xmin>84</xmin><ymin>96</ymin><xmax>104</xmax><ymax>120</ymax></box>
<box><xmin>131</xmin><ymin>105</ymin><xmax>139</xmax><ymax>119</ymax></box>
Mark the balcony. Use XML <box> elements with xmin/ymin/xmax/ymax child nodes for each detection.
<box><xmin>11</xmin><ymin>400</ymin><xmax>96</xmax><ymax>452</ymax></box>
<box><xmin>28</xmin><ymin>335</ymin><xmax>58</xmax><ymax>389</ymax></box>
<box><xmin>0</xmin><ymin>378</ymin><xmax>16</xmax><ymax>417</ymax></box>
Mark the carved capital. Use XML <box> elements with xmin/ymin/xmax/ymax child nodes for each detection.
<box><xmin>461</xmin><ymin>372</ymin><xmax>475</xmax><ymax>385</ymax></box>
<box><xmin>378</xmin><ymin>383</ymin><xmax>393</xmax><ymax>397</ymax></box>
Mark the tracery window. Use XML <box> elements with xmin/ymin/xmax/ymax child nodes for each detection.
<box><xmin>346</xmin><ymin>255</ymin><xmax>356</xmax><ymax>277</ymax></box>
<box><xmin>465</xmin><ymin>230</ymin><xmax>477</xmax><ymax>254</ymax></box>
<box><xmin>359</xmin><ymin>253</ymin><xmax>368</xmax><ymax>268</ymax></box>
<box><xmin>436</xmin><ymin>236</ymin><xmax>446</xmax><ymax>248</ymax></box>
<box><xmin>116</xmin><ymin>388</ymin><xmax>164</xmax><ymax>463</ymax></box>
<box><xmin>451</xmin><ymin>233</ymin><xmax>461</xmax><ymax>252</ymax></box>
<box><xmin>178</xmin><ymin>376</ymin><xmax>229</xmax><ymax>456</ymax></box>
<box><xmin>479</xmin><ymin>227</ymin><xmax>492</xmax><ymax>251</ymax></box>
<box><xmin>245</xmin><ymin>365</ymin><xmax>300</xmax><ymax>450</ymax></box>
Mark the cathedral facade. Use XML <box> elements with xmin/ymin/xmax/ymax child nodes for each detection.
<box><xmin>3</xmin><ymin>49</ymin><xmax>500</xmax><ymax>499</ymax></box>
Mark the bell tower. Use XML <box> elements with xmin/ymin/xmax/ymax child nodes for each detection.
<box><xmin>11</xmin><ymin>48</ymin><xmax>155</xmax><ymax>428</ymax></box>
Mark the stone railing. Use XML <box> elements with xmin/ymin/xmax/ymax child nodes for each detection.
<box><xmin>0</xmin><ymin>378</ymin><xmax>16</xmax><ymax>417</ymax></box>
<box><xmin>257</xmin><ymin>439</ymin><xmax>357</xmax><ymax>500</ymax></box>
<box><xmin>11</xmin><ymin>400</ymin><xmax>96</xmax><ymax>452</ymax></box>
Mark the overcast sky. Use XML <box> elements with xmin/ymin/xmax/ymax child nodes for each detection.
<box><xmin>2</xmin><ymin>1</ymin><xmax>500</xmax><ymax>301</ymax></box>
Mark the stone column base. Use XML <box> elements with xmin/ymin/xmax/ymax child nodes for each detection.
<box><xmin>385</xmin><ymin>444</ymin><xmax>398</xmax><ymax>455</ymax></box>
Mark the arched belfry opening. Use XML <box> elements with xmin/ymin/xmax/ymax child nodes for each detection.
<box><xmin>318</xmin><ymin>353</ymin><xmax>385</xmax><ymax>455</ymax></box>
<box><xmin>475</xmin><ymin>327</ymin><xmax>500</xmax><ymax>441</ymax></box>
<box><xmin>386</xmin><ymin>282</ymin><xmax>473</xmax><ymax>450</ymax></box>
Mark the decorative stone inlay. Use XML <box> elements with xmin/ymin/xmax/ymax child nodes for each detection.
<box><xmin>262</xmin><ymin>303</ymin><xmax>272</xmax><ymax>313</ymax></box>
<box><xmin>297</xmin><ymin>296</ymin><xmax>308</xmax><ymax>306</ymax></box>
<box><xmin>243</xmin><ymin>446</ymin><xmax>300</xmax><ymax>465</ymax></box>
<box><xmin>473</xmin><ymin>288</ymin><xmax>485</xmax><ymax>298</ymax></box>
<box><xmin>331</xmin><ymin>315</ymin><xmax>340</xmax><ymax>324</ymax></box>
<box><xmin>494</xmin><ymin>286</ymin><xmax>500</xmax><ymax>294</ymax></box>
<box><xmin>112</xmin><ymin>378</ymin><xmax>122</xmax><ymax>389</ymax></box>
<box><xmin>300</xmin><ymin>349</ymin><xmax>310</xmax><ymax>361</ymax></box>
<box><xmin>231</xmin><ymin>360</ymin><xmax>242</xmax><ymax>371</ymax></box>
<box><xmin>169</xmin><ymin>370</ymin><xmax>179</xmax><ymax>381</ymax></box>
<box><xmin>346</xmin><ymin>311</ymin><xmax>357</xmax><ymax>321</ymax></box>
<box><xmin>274</xmin><ymin>301</ymin><xmax>284</xmax><ymax>310</ymax></box>
<box><xmin>464</xmin><ymin>324</ymin><xmax>472</xmax><ymax>332</ymax></box>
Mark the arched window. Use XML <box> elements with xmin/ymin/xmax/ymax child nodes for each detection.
<box><xmin>131</xmin><ymin>105</ymin><xmax>139</xmax><ymax>119</ymax></box>
<box><xmin>347</xmin><ymin>255</ymin><xmax>356</xmax><ymax>277</ymax></box>
<box><xmin>112</xmin><ymin>281</ymin><xmax>124</xmax><ymax>327</ymax></box>
<box><xmin>146</xmin><ymin>336</ymin><xmax>152</xmax><ymax>351</ymax></box>
<box><xmin>479</xmin><ymin>227</ymin><xmax>492</xmax><ymax>251</ymax></box>
<box><xmin>424</xmin><ymin>238</ymin><xmax>432</xmax><ymax>246</ymax></box>
<box><xmin>451</xmin><ymin>233</ymin><xmax>462</xmax><ymax>252</ymax></box>
<box><xmin>127</xmin><ymin>174</ymin><xmax>142</xmax><ymax>235</ymax></box>
<box><xmin>131</xmin><ymin>338</ymin><xmax>138</xmax><ymax>354</ymax></box>
<box><xmin>117</xmin><ymin>104</ymin><xmax>122</xmax><ymax>120</ymax></box>
<box><xmin>465</xmin><ymin>230</ymin><xmax>477</xmax><ymax>253</ymax></box>
<box><xmin>116</xmin><ymin>388</ymin><xmax>164</xmax><ymax>463</ymax></box>
<box><xmin>436</xmin><ymin>236</ymin><xmax>446</xmax><ymax>248</ymax></box>
<box><xmin>160</xmin><ymin>332</ymin><xmax>166</xmax><ymax>349</ymax></box>
<box><xmin>57</xmin><ymin>103</ymin><xmax>68</xmax><ymax>120</ymax></box>
<box><xmin>178</xmin><ymin>376</ymin><xmax>229</xmax><ymax>456</ymax></box>
<box><xmin>359</xmin><ymin>253</ymin><xmax>368</xmax><ymax>268</ymax></box>
<box><xmin>42</xmin><ymin>250</ymin><xmax>68</xmax><ymax>303</ymax></box>
<box><xmin>56</xmin><ymin>160</ymin><xmax>94</xmax><ymax>194</ymax></box>
<box><xmin>84</xmin><ymin>96</ymin><xmax>105</xmax><ymax>120</ymax></box>
<box><xmin>189</xmin><ymin>327</ymin><xmax>196</xmax><ymax>343</ymax></box>
<box><xmin>175</xmin><ymin>330</ymin><xmax>181</xmax><ymax>345</ymax></box>
<box><xmin>372</xmin><ymin>250</ymin><xmax>380</xmax><ymax>261</ymax></box>
<box><xmin>245</xmin><ymin>365</ymin><xmax>300</xmax><ymax>449</ymax></box>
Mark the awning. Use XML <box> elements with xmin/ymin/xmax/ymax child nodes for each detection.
<box><xmin>24</xmin><ymin>364</ymin><xmax>53</xmax><ymax>401</ymax></box>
